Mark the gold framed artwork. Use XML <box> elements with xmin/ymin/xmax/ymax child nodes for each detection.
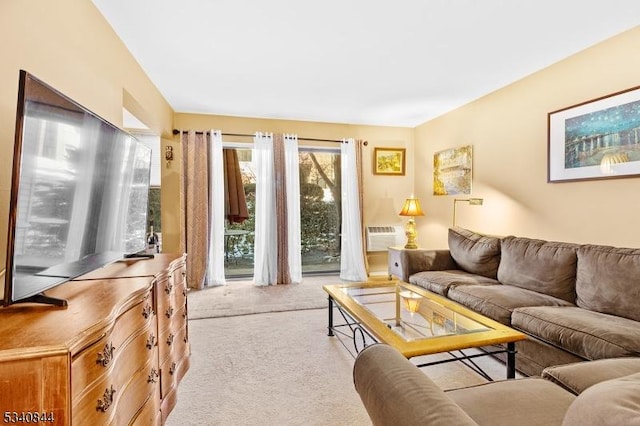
<box><xmin>433</xmin><ymin>145</ymin><xmax>473</xmax><ymax>195</ymax></box>
<box><xmin>373</xmin><ymin>147</ymin><xmax>406</xmax><ymax>176</ymax></box>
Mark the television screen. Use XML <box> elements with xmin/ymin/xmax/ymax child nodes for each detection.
<box><xmin>3</xmin><ymin>71</ymin><xmax>152</xmax><ymax>306</ymax></box>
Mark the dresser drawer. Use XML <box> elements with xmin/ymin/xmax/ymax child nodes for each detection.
<box><xmin>169</xmin><ymin>260</ymin><xmax>187</xmax><ymax>290</ymax></box>
<box><xmin>156</xmin><ymin>279</ymin><xmax>174</xmax><ymax>326</ymax></box>
<box><xmin>159</xmin><ymin>304</ymin><xmax>189</xmax><ymax>361</ymax></box>
<box><xmin>159</xmin><ymin>325</ymin><xmax>189</xmax><ymax>399</ymax></box>
<box><xmin>71</xmin><ymin>295</ymin><xmax>155</xmax><ymax>398</ymax></box>
<box><xmin>158</xmin><ymin>293</ymin><xmax>186</xmax><ymax>333</ymax></box>
<box><xmin>130</xmin><ymin>393</ymin><xmax>162</xmax><ymax>426</ymax></box>
<box><xmin>72</xmin><ymin>351</ymin><xmax>159</xmax><ymax>426</ymax></box>
<box><xmin>72</xmin><ymin>322</ymin><xmax>156</xmax><ymax>408</ymax></box>
<box><xmin>112</xmin><ymin>356</ymin><xmax>160</xmax><ymax>426</ymax></box>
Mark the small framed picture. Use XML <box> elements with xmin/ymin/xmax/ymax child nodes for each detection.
<box><xmin>373</xmin><ymin>147</ymin><xmax>406</xmax><ymax>176</ymax></box>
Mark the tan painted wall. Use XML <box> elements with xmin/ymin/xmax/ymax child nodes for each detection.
<box><xmin>0</xmin><ymin>0</ymin><xmax>174</xmax><ymax>296</ymax></box>
<box><xmin>4</xmin><ymin>1</ymin><xmax>637</xmax><ymax>284</ymax></box>
<box><xmin>414</xmin><ymin>26</ymin><xmax>640</xmax><ymax>249</ymax></box>
<box><xmin>171</xmin><ymin>114</ymin><xmax>415</xmax><ymax>272</ymax></box>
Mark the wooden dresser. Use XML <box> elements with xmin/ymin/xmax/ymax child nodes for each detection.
<box><xmin>0</xmin><ymin>253</ymin><xmax>189</xmax><ymax>425</ymax></box>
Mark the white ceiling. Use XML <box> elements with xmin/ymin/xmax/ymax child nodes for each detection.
<box><xmin>92</xmin><ymin>0</ymin><xmax>640</xmax><ymax>127</ymax></box>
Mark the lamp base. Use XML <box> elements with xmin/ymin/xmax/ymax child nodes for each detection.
<box><xmin>404</xmin><ymin>218</ymin><xmax>419</xmax><ymax>249</ymax></box>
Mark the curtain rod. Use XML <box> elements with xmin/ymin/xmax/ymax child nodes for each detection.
<box><xmin>171</xmin><ymin>129</ymin><xmax>367</xmax><ymax>145</ymax></box>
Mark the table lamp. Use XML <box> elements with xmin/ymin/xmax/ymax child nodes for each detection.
<box><xmin>399</xmin><ymin>196</ymin><xmax>424</xmax><ymax>249</ymax></box>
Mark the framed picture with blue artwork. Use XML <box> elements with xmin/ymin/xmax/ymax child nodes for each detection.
<box><xmin>548</xmin><ymin>86</ymin><xmax>640</xmax><ymax>182</ymax></box>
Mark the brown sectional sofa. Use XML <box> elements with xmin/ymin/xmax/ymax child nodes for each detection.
<box><xmin>353</xmin><ymin>343</ymin><xmax>640</xmax><ymax>425</ymax></box>
<box><xmin>388</xmin><ymin>226</ymin><xmax>640</xmax><ymax>376</ymax></box>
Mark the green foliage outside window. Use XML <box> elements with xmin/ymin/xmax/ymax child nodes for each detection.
<box><xmin>226</xmin><ymin>182</ymin><xmax>340</xmax><ymax>262</ymax></box>
<box><xmin>148</xmin><ymin>187</ymin><xmax>161</xmax><ymax>232</ymax></box>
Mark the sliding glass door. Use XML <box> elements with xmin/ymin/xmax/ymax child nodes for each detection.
<box><xmin>223</xmin><ymin>145</ymin><xmax>341</xmax><ymax>278</ymax></box>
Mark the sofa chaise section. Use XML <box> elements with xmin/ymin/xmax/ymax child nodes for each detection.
<box><xmin>354</xmin><ymin>344</ymin><xmax>640</xmax><ymax>426</ymax></box>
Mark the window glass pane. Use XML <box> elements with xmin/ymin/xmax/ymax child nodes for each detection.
<box><xmin>224</xmin><ymin>147</ymin><xmax>255</xmax><ymax>278</ymax></box>
<box><xmin>299</xmin><ymin>149</ymin><xmax>341</xmax><ymax>274</ymax></box>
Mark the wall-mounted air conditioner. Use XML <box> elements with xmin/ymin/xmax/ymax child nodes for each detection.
<box><xmin>365</xmin><ymin>225</ymin><xmax>404</xmax><ymax>252</ymax></box>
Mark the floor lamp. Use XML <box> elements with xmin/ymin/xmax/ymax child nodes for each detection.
<box><xmin>452</xmin><ymin>198</ymin><xmax>483</xmax><ymax>226</ymax></box>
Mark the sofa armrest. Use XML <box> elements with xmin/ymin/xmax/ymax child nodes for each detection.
<box><xmin>388</xmin><ymin>248</ymin><xmax>457</xmax><ymax>282</ymax></box>
<box><xmin>353</xmin><ymin>344</ymin><xmax>478</xmax><ymax>426</ymax></box>
<box><xmin>542</xmin><ymin>357</ymin><xmax>640</xmax><ymax>395</ymax></box>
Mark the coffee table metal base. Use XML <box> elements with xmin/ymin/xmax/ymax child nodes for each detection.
<box><xmin>327</xmin><ymin>296</ymin><xmax>518</xmax><ymax>380</ymax></box>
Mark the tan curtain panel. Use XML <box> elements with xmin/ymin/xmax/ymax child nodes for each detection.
<box><xmin>273</xmin><ymin>134</ymin><xmax>291</xmax><ymax>284</ymax></box>
<box><xmin>223</xmin><ymin>148</ymin><xmax>249</xmax><ymax>224</ymax></box>
<box><xmin>180</xmin><ymin>130</ymin><xmax>210</xmax><ymax>290</ymax></box>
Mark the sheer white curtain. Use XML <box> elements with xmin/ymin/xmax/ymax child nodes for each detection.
<box><xmin>340</xmin><ymin>138</ymin><xmax>368</xmax><ymax>281</ymax></box>
<box><xmin>284</xmin><ymin>134</ymin><xmax>302</xmax><ymax>283</ymax></box>
<box><xmin>207</xmin><ymin>130</ymin><xmax>226</xmax><ymax>285</ymax></box>
<box><xmin>253</xmin><ymin>132</ymin><xmax>277</xmax><ymax>285</ymax></box>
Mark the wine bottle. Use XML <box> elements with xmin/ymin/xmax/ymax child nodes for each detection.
<box><xmin>147</xmin><ymin>225</ymin><xmax>158</xmax><ymax>253</ymax></box>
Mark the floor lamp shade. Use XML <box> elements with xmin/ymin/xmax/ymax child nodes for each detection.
<box><xmin>452</xmin><ymin>198</ymin><xmax>483</xmax><ymax>226</ymax></box>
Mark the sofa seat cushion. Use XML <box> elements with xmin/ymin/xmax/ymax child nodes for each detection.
<box><xmin>542</xmin><ymin>357</ymin><xmax>640</xmax><ymax>395</ymax></box>
<box><xmin>448</xmin><ymin>227</ymin><xmax>501</xmax><ymax>279</ymax></box>
<box><xmin>447</xmin><ymin>284</ymin><xmax>573</xmax><ymax>325</ymax></box>
<box><xmin>446</xmin><ymin>378</ymin><xmax>574</xmax><ymax>426</ymax></box>
<box><xmin>497</xmin><ymin>236</ymin><xmax>578</xmax><ymax>303</ymax></box>
<box><xmin>409</xmin><ymin>270</ymin><xmax>499</xmax><ymax>296</ymax></box>
<box><xmin>576</xmin><ymin>244</ymin><xmax>640</xmax><ymax>322</ymax></box>
<box><xmin>562</xmin><ymin>373</ymin><xmax>640</xmax><ymax>426</ymax></box>
<box><xmin>512</xmin><ymin>306</ymin><xmax>640</xmax><ymax>360</ymax></box>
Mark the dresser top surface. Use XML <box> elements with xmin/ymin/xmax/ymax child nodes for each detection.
<box><xmin>0</xmin><ymin>254</ymin><xmax>185</xmax><ymax>356</ymax></box>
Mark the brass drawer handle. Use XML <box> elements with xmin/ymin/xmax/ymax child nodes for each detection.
<box><xmin>166</xmin><ymin>333</ymin><xmax>174</xmax><ymax>346</ymax></box>
<box><xmin>142</xmin><ymin>303</ymin><xmax>154</xmax><ymax>319</ymax></box>
<box><xmin>165</xmin><ymin>282</ymin><xmax>173</xmax><ymax>295</ymax></box>
<box><xmin>146</xmin><ymin>334</ymin><xmax>157</xmax><ymax>350</ymax></box>
<box><xmin>165</xmin><ymin>306</ymin><xmax>174</xmax><ymax>318</ymax></box>
<box><xmin>96</xmin><ymin>386</ymin><xmax>116</xmax><ymax>412</ymax></box>
<box><xmin>96</xmin><ymin>342</ymin><xmax>115</xmax><ymax>367</ymax></box>
<box><xmin>147</xmin><ymin>368</ymin><xmax>159</xmax><ymax>384</ymax></box>
<box><xmin>169</xmin><ymin>362</ymin><xmax>177</xmax><ymax>375</ymax></box>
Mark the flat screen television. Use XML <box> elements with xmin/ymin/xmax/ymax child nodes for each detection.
<box><xmin>3</xmin><ymin>70</ymin><xmax>152</xmax><ymax>307</ymax></box>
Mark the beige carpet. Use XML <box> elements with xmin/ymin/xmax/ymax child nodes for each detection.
<box><xmin>168</xmin><ymin>275</ymin><xmax>512</xmax><ymax>425</ymax></box>
<box><xmin>187</xmin><ymin>275</ymin><xmax>348</xmax><ymax>319</ymax></box>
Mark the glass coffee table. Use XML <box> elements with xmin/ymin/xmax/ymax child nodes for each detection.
<box><xmin>323</xmin><ymin>281</ymin><xmax>527</xmax><ymax>379</ymax></box>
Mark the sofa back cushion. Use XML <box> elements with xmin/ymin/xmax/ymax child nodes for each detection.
<box><xmin>576</xmin><ymin>245</ymin><xmax>640</xmax><ymax>322</ymax></box>
<box><xmin>448</xmin><ymin>227</ymin><xmax>501</xmax><ymax>279</ymax></box>
<box><xmin>563</xmin><ymin>372</ymin><xmax>640</xmax><ymax>426</ymax></box>
<box><xmin>497</xmin><ymin>236</ymin><xmax>578</xmax><ymax>303</ymax></box>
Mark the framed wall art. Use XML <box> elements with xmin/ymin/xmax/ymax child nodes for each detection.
<box><xmin>433</xmin><ymin>145</ymin><xmax>472</xmax><ymax>195</ymax></box>
<box><xmin>548</xmin><ymin>86</ymin><xmax>640</xmax><ymax>182</ymax></box>
<box><xmin>373</xmin><ymin>147</ymin><xmax>406</xmax><ymax>176</ymax></box>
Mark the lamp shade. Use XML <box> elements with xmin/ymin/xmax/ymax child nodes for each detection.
<box><xmin>399</xmin><ymin>197</ymin><xmax>425</xmax><ymax>217</ymax></box>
